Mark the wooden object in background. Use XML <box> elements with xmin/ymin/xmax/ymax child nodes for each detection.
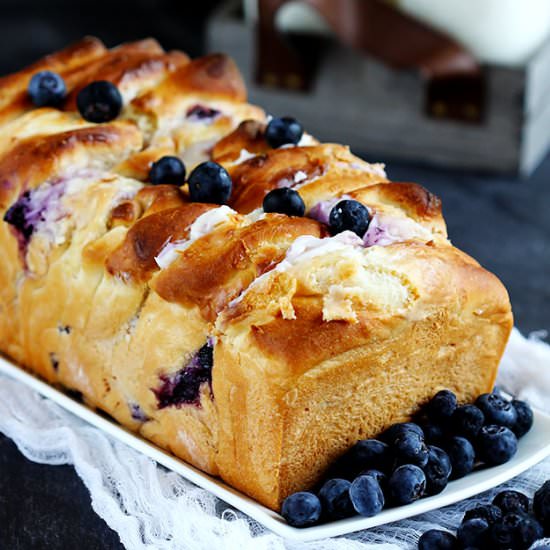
<box><xmin>208</xmin><ymin>0</ymin><xmax>550</xmax><ymax>176</ymax></box>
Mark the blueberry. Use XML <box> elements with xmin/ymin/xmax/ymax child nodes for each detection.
<box><xmin>388</xmin><ymin>464</ymin><xmax>426</xmax><ymax>505</ymax></box>
<box><xmin>349</xmin><ymin>474</ymin><xmax>385</xmax><ymax>517</ymax></box>
<box><xmin>418</xmin><ymin>529</ymin><xmax>457</xmax><ymax>550</ymax></box>
<box><xmin>328</xmin><ymin>200</ymin><xmax>371</xmax><ymax>238</ymax></box>
<box><xmin>426</xmin><ymin>390</ymin><xmax>457</xmax><ymax>421</ymax></box>
<box><xmin>339</xmin><ymin>439</ymin><xmax>391</xmax><ymax>478</ymax></box>
<box><xmin>281</xmin><ymin>492</ymin><xmax>321</xmax><ymax>527</ymax></box>
<box><xmin>489</xmin><ymin>512</ymin><xmax>542</xmax><ymax>549</ymax></box>
<box><xmin>76</xmin><ymin>80</ymin><xmax>123</xmax><ymax>123</ymax></box>
<box><xmin>488</xmin><ymin>513</ymin><xmax>522</xmax><ymax>549</ymax></box>
<box><xmin>476</xmin><ymin>393</ymin><xmax>518</xmax><ymax>429</ymax></box>
<box><xmin>265</xmin><ymin>116</ymin><xmax>303</xmax><ymax>148</ymax></box>
<box><xmin>196</xmin><ymin>342</ymin><xmax>214</xmax><ymax>369</ymax></box>
<box><xmin>28</xmin><ymin>71</ymin><xmax>66</xmax><ymax>107</ymax></box>
<box><xmin>394</xmin><ymin>431</ymin><xmax>429</xmax><ymax>467</ymax></box>
<box><xmin>517</xmin><ymin>515</ymin><xmax>544</xmax><ymax>548</ymax></box>
<box><xmin>457</xmin><ymin>518</ymin><xmax>489</xmax><ymax>548</ymax></box>
<box><xmin>534</xmin><ymin>481</ymin><xmax>550</xmax><ymax>528</ymax></box>
<box><xmin>464</xmin><ymin>504</ymin><xmax>503</xmax><ymax>525</ymax></box>
<box><xmin>318</xmin><ymin>479</ymin><xmax>354</xmax><ymax>520</ymax></box>
<box><xmin>451</xmin><ymin>405</ymin><xmax>485</xmax><ymax>439</ymax></box>
<box><xmin>477</xmin><ymin>425</ymin><xmax>518</xmax><ymax>465</ymax></box>
<box><xmin>3</xmin><ymin>191</ymin><xmax>33</xmax><ymax>240</ymax></box>
<box><xmin>380</xmin><ymin>422</ymin><xmax>424</xmax><ymax>445</ymax></box>
<box><xmin>418</xmin><ymin>418</ymin><xmax>446</xmax><ymax>446</ymax></box>
<box><xmin>154</xmin><ymin>342</ymin><xmax>213</xmax><ymax>408</ymax></box>
<box><xmin>262</xmin><ymin>188</ymin><xmax>305</xmax><ymax>217</ymax></box>
<box><xmin>187</xmin><ymin>161</ymin><xmax>232</xmax><ymax>204</ymax></box>
<box><xmin>444</xmin><ymin>436</ymin><xmax>475</xmax><ymax>479</ymax></box>
<box><xmin>511</xmin><ymin>400</ymin><xmax>534</xmax><ymax>438</ymax></box>
<box><xmin>423</xmin><ymin>446</ymin><xmax>452</xmax><ymax>496</ymax></box>
<box><xmin>493</xmin><ymin>490</ymin><xmax>530</xmax><ymax>515</ymax></box>
<box><xmin>359</xmin><ymin>469</ymin><xmax>387</xmax><ymax>489</ymax></box>
<box><xmin>149</xmin><ymin>156</ymin><xmax>186</xmax><ymax>186</ymax></box>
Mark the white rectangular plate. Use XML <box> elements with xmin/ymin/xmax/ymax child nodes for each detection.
<box><xmin>1</xmin><ymin>354</ymin><xmax>549</xmax><ymax>542</ymax></box>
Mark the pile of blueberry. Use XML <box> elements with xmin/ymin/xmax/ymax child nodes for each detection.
<box><xmin>281</xmin><ymin>390</ymin><xmax>534</xmax><ymax>528</ymax></box>
<box><xmin>420</xmin><ymin>483</ymin><xmax>550</xmax><ymax>549</ymax></box>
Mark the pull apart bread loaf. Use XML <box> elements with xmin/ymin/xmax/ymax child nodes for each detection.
<box><xmin>0</xmin><ymin>37</ymin><xmax>512</xmax><ymax>510</ymax></box>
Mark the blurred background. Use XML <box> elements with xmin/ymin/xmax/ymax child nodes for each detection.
<box><xmin>1</xmin><ymin>0</ymin><xmax>548</xmax><ymax>335</ymax></box>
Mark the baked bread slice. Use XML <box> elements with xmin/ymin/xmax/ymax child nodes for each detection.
<box><xmin>0</xmin><ymin>38</ymin><xmax>512</xmax><ymax>510</ymax></box>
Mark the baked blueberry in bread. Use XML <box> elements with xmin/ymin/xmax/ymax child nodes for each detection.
<box><xmin>0</xmin><ymin>37</ymin><xmax>513</xmax><ymax>510</ymax></box>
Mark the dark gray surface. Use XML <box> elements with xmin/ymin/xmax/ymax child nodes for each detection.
<box><xmin>0</xmin><ymin>433</ymin><xmax>124</xmax><ymax>550</ymax></box>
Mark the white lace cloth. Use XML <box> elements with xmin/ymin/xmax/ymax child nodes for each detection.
<box><xmin>0</xmin><ymin>328</ymin><xmax>549</xmax><ymax>550</ymax></box>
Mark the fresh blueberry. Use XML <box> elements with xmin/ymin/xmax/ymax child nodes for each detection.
<box><xmin>476</xmin><ymin>393</ymin><xmax>518</xmax><ymax>429</ymax></box>
<box><xmin>417</xmin><ymin>418</ymin><xmax>446</xmax><ymax>446</ymax></box>
<box><xmin>28</xmin><ymin>71</ymin><xmax>66</xmax><ymax>107</ymax></box>
<box><xmin>329</xmin><ymin>200</ymin><xmax>371</xmax><ymax>238</ymax></box>
<box><xmin>488</xmin><ymin>513</ymin><xmax>521</xmax><ymax>549</ymax></box>
<box><xmin>318</xmin><ymin>479</ymin><xmax>355</xmax><ymax>520</ymax></box>
<box><xmin>381</xmin><ymin>422</ymin><xmax>425</xmax><ymax>445</ymax></box>
<box><xmin>511</xmin><ymin>400</ymin><xmax>534</xmax><ymax>438</ymax></box>
<box><xmin>464</xmin><ymin>504</ymin><xmax>503</xmax><ymax>525</ymax></box>
<box><xmin>423</xmin><ymin>445</ymin><xmax>452</xmax><ymax>496</ymax></box>
<box><xmin>477</xmin><ymin>425</ymin><xmax>518</xmax><ymax>465</ymax></box>
<box><xmin>418</xmin><ymin>529</ymin><xmax>457</xmax><ymax>550</ymax></box>
<box><xmin>517</xmin><ymin>514</ymin><xmax>544</xmax><ymax>548</ymax></box>
<box><xmin>534</xmin><ymin>481</ymin><xmax>550</xmax><ymax>528</ymax></box>
<box><xmin>426</xmin><ymin>390</ymin><xmax>457</xmax><ymax>421</ymax></box>
<box><xmin>444</xmin><ymin>436</ymin><xmax>475</xmax><ymax>479</ymax></box>
<box><xmin>187</xmin><ymin>161</ymin><xmax>232</xmax><ymax>204</ymax></box>
<box><xmin>76</xmin><ymin>80</ymin><xmax>123</xmax><ymax>123</ymax></box>
<box><xmin>451</xmin><ymin>404</ymin><xmax>485</xmax><ymax>439</ymax></box>
<box><xmin>263</xmin><ymin>188</ymin><xmax>305</xmax><ymax>217</ymax></box>
<box><xmin>493</xmin><ymin>490</ymin><xmax>530</xmax><ymax>514</ymax></box>
<box><xmin>394</xmin><ymin>431</ymin><xmax>429</xmax><ymax>467</ymax></box>
<box><xmin>359</xmin><ymin>469</ymin><xmax>388</xmax><ymax>489</ymax></box>
<box><xmin>489</xmin><ymin>512</ymin><xmax>541</xmax><ymax>549</ymax></box>
<box><xmin>149</xmin><ymin>156</ymin><xmax>186</xmax><ymax>186</ymax></box>
<box><xmin>457</xmin><ymin>518</ymin><xmax>489</xmax><ymax>548</ymax></box>
<box><xmin>388</xmin><ymin>464</ymin><xmax>426</xmax><ymax>505</ymax></box>
<box><xmin>349</xmin><ymin>474</ymin><xmax>385</xmax><ymax>517</ymax></box>
<box><xmin>281</xmin><ymin>492</ymin><xmax>322</xmax><ymax>527</ymax></box>
<box><xmin>339</xmin><ymin>439</ymin><xmax>391</xmax><ymax>478</ymax></box>
<box><xmin>265</xmin><ymin>116</ymin><xmax>303</xmax><ymax>148</ymax></box>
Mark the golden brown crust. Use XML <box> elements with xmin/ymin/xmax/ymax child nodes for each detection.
<box><xmin>152</xmin><ymin>215</ymin><xmax>326</xmax><ymax>322</ymax></box>
<box><xmin>106</xmin><ymin>202</ymin><xmax>215</xmax><ymax>281</ymax></box>
<box><xmin>0</xmin><ymin>38</ymin><xmax>513</xmax><ymax>513</ymax></box>
<box><xmin>0</xmin><ymin>120</ymin><xmax>142</xmax><ymax>208</ymax></box>
<box><xmin>227</xmin><ymin>144</ymin><xmax>387</xmax><ymax>213</ymax></box>
<box><xmin>63</xmin><ymin>44</ymin><xmax>189</xmax><ymax>110</ymax></box>
<box><xmin>212</xmin><ymin>119</ymin><xmax>270</xmax><ymax>162</ymax></box>
<box><xmin>215</xmin><ymin>242</ymin><xmax>512</xmax><ymax>508</ymax></box>
<box><xmin>349</xmin><ymin>182</ymin><xmax>447</xmax><ymax>236</ymax></box>
<box><xmin>0</xmin><ymin>37</ymin><xmax>107</xmax><ymax>125</ymax></box>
